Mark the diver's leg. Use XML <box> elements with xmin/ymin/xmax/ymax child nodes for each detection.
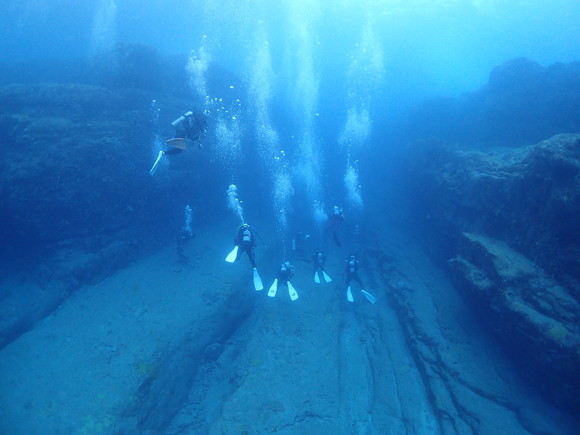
<box><xmin>249</xmin><ymin>247</ymin><xmax>256</xmax><ymax>268</ymax></box>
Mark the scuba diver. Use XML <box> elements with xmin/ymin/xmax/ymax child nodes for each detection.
<box><xmin>327</xmin><ymin>206</ymin><xmax>345</xmax><ymax>247</ymax></box>
<box><xmin>313</xmin><ymin>250</ymin><xmax>332</xmax><ymax>284</ymax></box>
<box><xmin>176</xmin><ymin>205</ymin><xmax>194</xmax><ymax>263</ymax></box>
<box><xmin>225</xmin><ymin>223</ymin><xmax>264</xmax><ymax>291</ymax></box>
<box><xmin>344</xmin><ymin>254</ymin><xmax>376</xmax><ymax>304</ymax></box>
<box><xmin>231</xmin><ymin>223</ymin><xmax>256</xmax><ymax>267</ymax></box>
<box><xmin>176</xmin><ymin>227</ymin><xmax>194</xmax><ymax>263</ymax></box>
<box><xmin>268</xmin><ymin>261</ymin><xmax>299</xmax><ymax>301</ymax></box>
<box><xmin>149</xmin><ymin>109</ymin><xmax>208</xmax><ymax>175</ymax></box>
<box><xmin>292</xmin><ymin>232</ymin><xmax>310</xmax><ymax>256</ymax></box>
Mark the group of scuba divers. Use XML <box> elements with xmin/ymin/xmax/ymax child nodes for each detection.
<box><xmin>149</xmin><ymin>108</ymin><xmax>376</xmax><ymax>304</ymax></box>
<box><xmin>224</xmin><ymin>219</ymin><xmax>377</xmax><ymax>304</ymax></box>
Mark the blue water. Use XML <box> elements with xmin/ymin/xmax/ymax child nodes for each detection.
<box><xmin>0</xmin><ymin>0</ymin><xmax>579</xmax><ymax>433</ymax></box>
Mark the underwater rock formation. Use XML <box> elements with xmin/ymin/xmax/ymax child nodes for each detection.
<box><xmin>448</xmin><ymin>233</ymin><xmax>579</xmax><ymax>413</ymax></box>
<box><xmin>0</xmin><ymin>82</ymin><xmax>214</xmax><ymax>251</ymax></box>
<box><xmin>404</xmin><ymin>133</ymin><xmax>580</xmax><ymax>415</ymax></box>
<box><xmin>0</xmin><ymin>81</ymin><xmax>220</xmax><ymax>349</ymax></box>
<box><xmin>405</xmin><ymin>58</ymin><xmax>580</xmax><ymax>147</ymax></box>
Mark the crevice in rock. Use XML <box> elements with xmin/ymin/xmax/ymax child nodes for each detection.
<box><xmin>115</xmin><ymin>279</ymin><xmax>257</xmax><ymax>433</ymax></box>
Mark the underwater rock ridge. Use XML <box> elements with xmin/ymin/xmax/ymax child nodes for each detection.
<box><xmin>0</xmin><ymin>82</ymin><xmax>217</xmax><ymax>250</ymax></box>
<box><xmin>404</xmin><ymin>58</ymin><xmax>580</xmax><ymax>147</ymax></box>
<box><xmin>403</xmin><ymin>133</ymin><xmax>580</xmax><ymax>418</ymax></box>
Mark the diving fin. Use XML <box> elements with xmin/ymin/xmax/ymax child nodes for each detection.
<box><xmin>225</xmin><ymin>246</ymin><xmax>238</xmax><ymax>263</ymax></box>
<box><xmin>268</xmin><ymin>279</ymin><xmax>278</xmax><ymax>297</ymax></box>
<box><xmin>347</xmin><ymin>286</ymin><xmax>354</xmax><ymax>303</ymax></box>
<box><xmin>322</xmin><ymin>271</ymin><xmax>332</xmax><ymax>283</ymax></box>
<box><xmin>288</xmin><ymin>281</ymin><xmax>299</xmax><ymax>301</ymax></box>
<box><xmin>166</xmin><ymin>137</ymin><xmax>187</xmax><ymax>149</ymax></box>
<box><xmin>361</xmin><ymin>290</ymin><xmax>376</xmax><ymax>304</ymax></box>
<box><xmin>314</xmin><ymin>271</ymin><xmax>320</xmax><ymax>284</ymax></box>
<box><xmin>149</xmin><ymin>150</ymin><xmax>164</xmax><ymax>175</ymax></box>
<box><xmin>253</xmin><ymin>267</ymin><xmax>264</xmax><ymax>291</ymax></box>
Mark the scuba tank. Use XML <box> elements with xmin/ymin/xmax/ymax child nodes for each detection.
<box><xmin>348</xmin><ymin>258</ymin><xmax>356</xmax><ymax>273</ymax></box>
<box><xmin>171</xmin><ymin>111</ymin><xmax>193</xmax><ymax>128</ymax></box>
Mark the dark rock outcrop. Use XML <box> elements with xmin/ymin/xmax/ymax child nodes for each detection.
<box><xmin>407</xmin><ymin>134</ymin><xmax>580</xmax><ymax>285</ymax></box>
<box><xmin>0</xmin><ymin>82</ymin><xmax>221</xmax><ymax>349</ymax></box>
<box><xmin>405</xmin><ymin>58</ymin><xmax>580</xmax><ymax>147</ymax></box>
<box><xmin>403</xmin><ymin>134</ymin><xmax>580</xmax><ymax>415</ymax></box>
<box><xmin>448</xmin><ymin>232</ymin><xmax>579</xmax><ymax>412</ymax></box>
<box><xmin>0</xmin><ymin>82</ymin><xmax>214</xmax><ymax>252</ymax></box>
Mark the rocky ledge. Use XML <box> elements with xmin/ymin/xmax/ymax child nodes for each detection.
<box><xmin>404</xmin><ymin>133</ymin><xmax>580</xmax><ymax>416</ymax></box>
<box><xmin>448</xmin><ymin>232</ymin><xmax>579</xmax><ymax>412</ymax></box>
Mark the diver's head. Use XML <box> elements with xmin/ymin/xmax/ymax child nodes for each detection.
<box><xmin>241</xmin><ymin>223</ymin><xmax>250</xmax><ymax>229</ymax></box>
<box><xmin>349</xmin><ymin>253</ymin><xmax>356</xmax><ymax>260</ymax></box>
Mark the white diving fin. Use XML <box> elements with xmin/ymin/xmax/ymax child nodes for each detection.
<box><xmin>268</xmin><ymin>279</ymin><xmax>278</xmax><ymax>297</ymax></box>
<box><xmin>288</xmin><ymin>281</ymin><xmax>299</xmax><ymax>301</ymax></box>
<box><xmin>253</xmin><ymin>268</ymin><xmax>264</xmax><ymax>291</ymax></box>
<box><xmin>322</xmin><ymin>271</ymin><xmax>332</xmax><ymax>283</ymax></box>
<box><xmin>314</xmin><ymin>271</ymin><xmax>320</xmax><ymax>284</ymax></box>
<box><xmin>149</xmin><ymin>150</ymin><xmax>164</xmax><ymax>175</ymax></box>
<box><xmin>347</xmin><ymin>286</ymin><xmax>354</xmax><ymax>303</ymax></box>
<box><xmin>361</xmin><ymin>290</ymin><xmax>376</xmax><ymax>304</ymax></box>
<box><xmin>225</xmin><ymin>246</ymin><xmax>238</xmax><ymax>263</ymax></box>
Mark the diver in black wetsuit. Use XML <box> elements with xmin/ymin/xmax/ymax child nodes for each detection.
<box><xmin>168</xmin><ymin>110</ymin><xmax>207</xmax><ymax>149</ymax></box>
<box><xmin>327</xmin><ymin>205</ymin><xmax>344</xmax><ymax>247</ymax></box>
<box><xmin>149</xmin><ymin>109</ymin><xmax>208</xmax><ymax>174</ymax></box>
<box><xmin>276</xmin><ymin>261</ymin><xmax>295</xmax><ymax>288</ymax></box>
<box><xmin>268</xmin><ymin>260</ymin><xmax>299</xmax><ymax>301</ymax></box>
<box><xmin>313</xmin><ymin>250</ymin><xmax>326</xmax><ymax>273</ymax></box>
<box><xmin>345</xmin><ymin>254</ymin><xmax>363</xmax><ymax>288</ymax></box>
<box><xmin>344</xmin><ymin>254</ymin><xmax>376</xmax><ymax>303</ymax></box>
<box><xmin>176</xmin><ymin>227</ymin><xmax>194</xmax><ymax>263</ymax></box>
<box><xmin>234</xmin><ymin>223</ymin><xmax>257</xmax><ymax>268</ymax></box>
<box><xmin>312</xmin><ymin>249</ymin><xmax>333</xmax><ymax>284</ymax></box>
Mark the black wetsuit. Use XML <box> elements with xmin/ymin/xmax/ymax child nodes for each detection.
<box><xmin>175</xmin><ymin>110</ymin><xmax>207</xmax><ymax>141</ymax></box>
<box><xmin>313</xmin><ymin>251</ymin><xmax>326</xmax><ymax>272</ymax></box>
<box><xmin>235</xmin><ymin>225</ymin><xmax>256</xmax><ymax>267</ymax></box>
<box><xmin>327</xmin><ymin>211</ymin><xmax>344</xmax><ymax>247</ymax></box>
<box><xmin>345</xmin><ymin>257</ymin><xmax>363</xmax><ymax>288</ymax></box>
<box><xmin>176</xmin><ymin>228</ymin><xmax>194</xmax><ymax>258</ymax></box>
<box><xmin>277</xmin><ymin>264</ymin><xmax>294</xmax><ymax>287</ymax></box>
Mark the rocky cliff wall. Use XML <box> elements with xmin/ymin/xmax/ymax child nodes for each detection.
<box><xmin>0</xmin><ymin>82</ymin><xmax>221</xmax><ymax>349</ymax></box>
<box><xmin>403</xmin><ymin>134</ymin><xmax>580</xmax><ymax>415</ymax></box>
<box><xmin>0</xmin><ymin>82</ymin><xmax>218</xmax><ymax>252</ymax></box>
